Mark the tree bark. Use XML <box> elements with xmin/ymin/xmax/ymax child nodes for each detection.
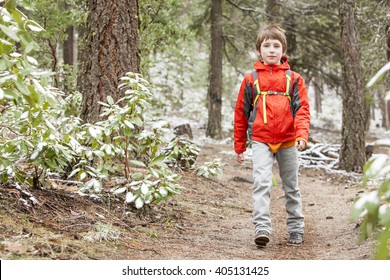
<box><xmin>81</xmin><ymin>0</ymin><xmax>140</xmax><ymax>123</ymax></box>
<box><xmin>388</xmin><ymin>101</ymin><xmax>390</xmax><ymax>130</ymax></box>
<box><xmin>386</xmin><ymin>24</ymin><xmax>390</xmax><ymax>129</ymax></box>
<box><xmin>339</xmin><ymin>0</ymin><xmax>366</xmax><ymax>172</ymax></box>
<box><xmin>206</xmin><ymin>0</ymin><xmax>223</xmax><ymax>139</ymax></box>
<box><xmin>313</xmin><ymin>76</ymin><xmax>322</xmax><ymax>115</ymax></box>
<box><xmin>283</xmin><ymin>14</ymin><xmax>297</xmax><ymax>69</ymax></box>
<box><xmin>63</xmin><ymin>26</ymin><xmax>75</xmax><ymax>66</ymax></box>
<box><xmin>266</xmin><ymin>0</ymin><xmax>280</xmax><ymax>23</ymax></box>
<box><xmin>386</xmin><ymin>24</ymin><xmax>390</xmax><ymax>61</ymax></box>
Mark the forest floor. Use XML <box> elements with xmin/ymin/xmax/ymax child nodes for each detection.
<box><xmin>0</xmin><ymin>127</ymin><xmax>380</xmax><ymax>260</ymax></box>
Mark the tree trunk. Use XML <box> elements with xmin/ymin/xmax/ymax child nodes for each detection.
<box><xmin>313</xmin><ymin>76</ymin><xmax>322</xmax><ymax>115</ymax></box>
<box><xmin>206</xmin><ymin>0</ymin><xmax>223</xmax><ymax>139</ymax></box>
<box><xmin>339</xmin><ymin>0</ymin><xmax>366</xmax><ymax>172</ymax></box>
<box><xmin>386</xmin><ymin>24</ymin><xmax>390</xmax><ymax>130</ymax></box>
<box><xmin>77</xmin><ymin>26</ymin><xmax>86</xmax><ymax>93</ymax></box>
<box><xmin>386</xmin><ymin>24</ymin><xmax>390</xmax><ymax>61</ymax></box>
<box><xmin>81</xmin><ymin>0</ymin><xmax>140</xmax><ymax>123</ymax></box>
<box><xmin>63</xmin><ymin>26</ymin><xmax>75</xmax><ymax>66</ymax></box>
<box><xmin>283</xmin><ymin>14</ymin><xmax>297</xmax><ymax>70</ymax></box>
<box><xmin>266</xmin><ymin>0</ymin><xmax>280</xmax><ymax>23</ymax></box>
<box><xmin>388</xmin><ymin>101</ymin><xmax>390</xmax><ymax>130</ymax></box>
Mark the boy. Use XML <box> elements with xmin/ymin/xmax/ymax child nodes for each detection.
<box><xmin>234</xmin><ymin>24</ymin><xmax>310</xmax><ymax>247</ymax></box>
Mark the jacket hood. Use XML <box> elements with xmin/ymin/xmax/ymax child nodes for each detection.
<box><xmin>254</xmin><ymin>55</ymin><xmax>290</xmax><ymax>71</ymax></box>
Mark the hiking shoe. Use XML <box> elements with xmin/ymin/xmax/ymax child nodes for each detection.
<box><xmin>288</xmin><ymin>232</ymin><xmax>303</xmax><ymax>246</ymax></box>
<box><xmin>254</xmin><ymin>230</ymin><xmax>270</xmax><ymax>247</ymax></box>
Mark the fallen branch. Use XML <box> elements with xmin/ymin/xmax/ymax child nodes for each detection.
<box><xmin>369</xmin><ymin>139</ymin><xmax>390</xmax><ymax>148</ymax></box>
<box><xmin>300</xmin><ymin>155</ymin><xmax>337</xmax><ymax>162</ymax></box>
<box><xmin>49</xmin><ymin>178</ymin><xmax>84</xmax><ymax>185</ymax></box>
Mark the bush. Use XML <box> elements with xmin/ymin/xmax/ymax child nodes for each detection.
<box><xmin>352</xmin><ymin>62</ymin><xmax>390</xmax><ymax>259</ymax></box>
<box><xmin>0</xmin><ymin>3</ymin><xmax>183</xmax><ymax>209</ymax></box>
<box><xmin>0</xmin><ymin>2</ymin><xmax>75</xmax><ymax>188</ymax></box>
<box><xmin>195</xmin><ymin>158</ymin><xmax>223</xmax><ymax>179</ymax></box>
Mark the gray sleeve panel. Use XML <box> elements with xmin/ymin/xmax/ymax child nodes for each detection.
<box><xmin>290</xmin><ymin>77</ymin><xmax>301</xmax><ymax>118</ymax></box>
<box><xmin>243</xmin><ymin>81</ymin><xmax>253</xmax><ymax>120</ymax></box>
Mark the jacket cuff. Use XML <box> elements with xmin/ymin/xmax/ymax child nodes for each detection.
<box><xmin>296</xmin><ymin>137</ymin><xmax>307</xmax><ymax>144</ymax></box>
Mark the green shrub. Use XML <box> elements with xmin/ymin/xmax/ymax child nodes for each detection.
<box><xmin>195</xmin><ymin>158</ymin><xmax>222</xmax><ymax>179</ymax></box>
<box><xmin>0</xmin><ymin>2</ymin><xmax>183</xmax><ymax>208</ymax></box>
<box><xmin>163</xmin><ymin>137</ymin><xmax>200</xmax><ymax>171</ymax></box>
<box><xmin>352</xmin><ymin>62</ymin><xmax>390</xmax><ymax>259</ymax></box>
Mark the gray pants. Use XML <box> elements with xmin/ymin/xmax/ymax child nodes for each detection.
<box><xmin>252</xmin><ymin>141</ymin><xmax>304</xmax><ymax>234</ymax></box>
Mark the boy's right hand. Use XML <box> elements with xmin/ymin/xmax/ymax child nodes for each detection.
<box><xmin>236</xmin><ymin>153</ymin><xmax>244</xmax><ymax>163</ymax></box>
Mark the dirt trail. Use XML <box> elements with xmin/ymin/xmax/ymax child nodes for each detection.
<box><xmin>127</xmin><ymin>143</ymin><xmax>374</xmax><ymax>260</ymax></box>
<box><xmin>0</xmin><ymin>137</ymin><xmax>375</xmax><ymax>260</ymax></box>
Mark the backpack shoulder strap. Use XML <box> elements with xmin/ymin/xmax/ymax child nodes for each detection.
<box><xmin>252</xmin><ymin>71</ymin><xmax>260</xmax><ymax>106</ymax></box>
<box><xmin>285</xmin><ymin>69</ymin><xmax>292</xmax><ymax>97</ymax></box>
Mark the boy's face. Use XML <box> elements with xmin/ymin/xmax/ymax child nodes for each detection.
<box><xmin>258</xmin><ymin>39</ymin><xmax>284</xmax><ymax>65</ymax></box>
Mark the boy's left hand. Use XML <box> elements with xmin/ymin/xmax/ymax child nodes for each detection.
<box><xmin>295</xmin><ymin>139</ymin><xmax>307</xmax><ymax>151</ymax></box>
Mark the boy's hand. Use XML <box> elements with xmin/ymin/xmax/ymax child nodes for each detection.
<box><xmin>295</xmin><ymin>139</ymin><xmax>307</xmax><ymax>151</ymax></box>
<box><xmin>236</xmin><ymin>153</ymin><xmax>244</xmax><ymax>163</ymax></box>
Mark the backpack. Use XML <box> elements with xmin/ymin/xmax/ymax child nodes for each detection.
<box><xmin>251</xmin><ymin>69</ymin><xmax>293</xmax><ymax>124</ymax></box>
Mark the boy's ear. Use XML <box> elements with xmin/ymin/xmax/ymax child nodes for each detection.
<box><xmin>257</xmin><ymin>50</ymin><xmax>261</xmax><ymax>56</ymax></box>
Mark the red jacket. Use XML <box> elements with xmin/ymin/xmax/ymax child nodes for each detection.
<box><xmin>234</xmin><ymin>56</ymin><xmax>310</xmax><ymax>153</ymax></box>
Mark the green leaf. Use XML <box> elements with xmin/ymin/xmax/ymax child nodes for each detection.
<box><xmin>15</xmin><ymin>79</ymin><xmax>30</xmax><ymax>96</ymax></box>
<box><xmin>149</xmin><ymin>168</ymin><xmax>161</xmax><ymax>178</ymax></box>
<box><xmin>131</xmin><ymin>172</ymin><xmax>144</xmax><ymax>180</ymax></box>
<box><xmin>114</xmin><ymin>187</ymin><xmax>127</xmax><ymax>194</ymax></box>
<box><xmin>44</xmin><ymin>119</ymin><xmax>56</xmax><ymax>131</ymax></box>
<box><xmin>67</xmin><ymin>168</ymin><xmax>81</xmax><ymax>178</ymax></box>
<box><xmin>150</xmin><ymin>154</ymin><xmax>167</xmax><ymax>166</ymax></box>
<box><xmin>0</xmin><ymin>38</ymin><xmax>12</xmax><ymax>46</ymax></box>
<box><xmin>93</xmin><ymin>150</ymin><xmax>105</xmax><ymax>158</ymax></box>
<box><xmin>107</xmin><ymin>95</ymin><xmax>114</xmax><ymax>105</ymax></box>
<box><xmin>0</xmin><ymin>24</ymin><xmax>20</xmax><ymax>42</ymax></box>
<box><xmin>367</xmin><ymin>62</ymin><xmax>390</xmax><ymax>88</ymax></box>
<box><xmin>10</xmin><ymin>8</ymin><xmax>23</xmax><ymax>28</ymax></box>
<box><xmin>129</xmin><ymin>160</ymin><xmax>146</xmax><ymax>167</ymax></box>
<box><xmin>0</xmin><ymin>172</ymin><xmax>9</xmax><ymax>183</ymax></box>
<box><xmin>124</xmin><ymin>126</ymin><xmax>133</xmax><ymax>137</ymax></box>
<box><xmin>26</xmin><ymin>56</ymin><xmax>38</xmax><ymax>66</ymax></box>
<box><xmin>32</xmin><ymin>110</ymin><xmax>43</xmax><ymax>127</ymax></box>
<box><xmin>2</xmin><ymin>88</ymin><xmax>18</xmax><ymax>100</ymax></box>
<box><xmin>124</xmin><ymin>120</ymin><xmax>135</xmax><ymax>129</ymax></box>
<box><xmin>4</xmin><ymin>142</ymin><xmax>16</xmax><ymax>153</ymax></box>
<box><xmin>27</xmin><ymin>23</ymin><xmax>43</xmax><ymax>32</ymax></box>
<box><xmin>46</xmin><ymin>159</ymin><xmax>59</xmax><ymax>170</ymax></box>
<box><xmin>140</xmin><ymin>184</ymin><xmax>149</xmax><ymax>195</ymax></box>
<box><xmin>125</xmin><ymin>192</ymin><xmax>136</xmax><ymax>203</ymax></box>
<box><xmin>135</xmin><ymin>197</ymin><xmax>144</xmax><ymax>209</ymax></box>
<box><xmin>159</xmin><ymin>187</ymin><xmax>168</xmax><ymax>197</ymax></box>
<box><xmin>30</xmin><ymin>149</ymin><xmax>40</xmax><ymax>160</ymax></box>
<box><xmin>79</xmin><ymin>171</ymin><xmax>87</xmax><ymax>181</ymax></box>
<box><xmin>376</xmin><ymin>229</ymin><xmax>390</xmax><ymax>260</ymax></box>
<box><xmin>24</xmin><ymin>41</ymin><xmax>35</xmax><ymax>54</ymax></box>
<box><xmin>89</xmin><ymin>126</ymin><xmax>98</xmax><ymax>138</ymax></box>
<box><xmin>5</xmin><ymin>0</ymin><xmax>17</xmax><ymax>9</ymax></box>
<box><xmin>104</xmin><ymin>144</ymin><xmax>112</xmax><ymax>155</ymax></box>
<box><xmin>132</xmin><ymin>117</ymin><xmax>143</xmax><ymax>127</ymax></box>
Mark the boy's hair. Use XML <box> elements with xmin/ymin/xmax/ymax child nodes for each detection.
<box><xmin>256</xmin><ymin>25</ymin><xmax>287</xmax><ymax>54</ymax></box>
